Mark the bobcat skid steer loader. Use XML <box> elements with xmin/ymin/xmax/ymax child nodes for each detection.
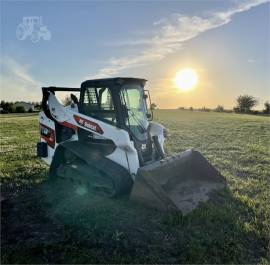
<box><xmin>37</xmin><ymin>77</ymin><xmax>226</xmax><ymax>214</ymax></box>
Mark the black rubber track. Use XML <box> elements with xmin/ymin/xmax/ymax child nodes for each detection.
<box><xmin>49</xmin><ymin>141</ymin><xmax>134</xmax><ymax>197</ymax></box>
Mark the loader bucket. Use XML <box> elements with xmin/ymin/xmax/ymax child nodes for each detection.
<box><xmin>130</xmin><ymin>149</ymin><xmax>226</xmax><ymax>214</ymax></box>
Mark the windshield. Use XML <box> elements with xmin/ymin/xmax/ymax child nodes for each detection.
<box><xmin>121</xmin><ymin>85</ymin><xmax>149</xmax><ymax>140</ymax></box>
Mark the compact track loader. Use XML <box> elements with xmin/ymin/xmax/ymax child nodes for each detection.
<box><xmin>37</xmin><ymin>77</ymin><xmax>226</xmax><ymax>214</ymax></box>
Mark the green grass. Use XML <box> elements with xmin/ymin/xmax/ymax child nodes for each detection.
<box><xmin>1</xmin><ymin>111</ymin><xmax>269</xmax><ymax>264</ymax></box>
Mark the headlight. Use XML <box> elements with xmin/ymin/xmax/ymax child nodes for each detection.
<box><xmin>163</xmin><ymin>128</ymin><xmax>169</xmax><ymax>138</ymax></box>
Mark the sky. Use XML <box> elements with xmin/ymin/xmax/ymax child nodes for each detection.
<box><xmin>0</xmin><ymin>0</ymin><xmax>269</xmax><ymax>109</ymax></box>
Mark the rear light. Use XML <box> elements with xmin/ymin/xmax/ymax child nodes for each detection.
<box><xmin>41</xmin><ymin>127</ymin><xmax>49</xmax><ymax>135</ymax></box>
<box><xmin>40</xmin><ymin>123</ymin><xmax>55</xmax><ymax>148</ymax></box>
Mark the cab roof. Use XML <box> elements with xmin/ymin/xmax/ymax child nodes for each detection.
<box><xmin>81</xmin><ymin>77</ymin><xmax>147</xmax><ymax>88</ymax></box>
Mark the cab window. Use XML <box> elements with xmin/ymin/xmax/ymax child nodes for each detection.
<box><xmin>81</xmin><ymin>87</ymin><xmax>116</xmax><ymax>125</ymax></box>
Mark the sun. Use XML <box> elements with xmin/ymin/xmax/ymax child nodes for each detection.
<box><xmin>175</xmin><ymin>68</ymin><xmax>198</xmax><ymax>91</ymax></box>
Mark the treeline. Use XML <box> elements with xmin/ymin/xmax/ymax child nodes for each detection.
<box><xmin>176</xmin><ymin>95</ymin><xmax>270</xmax><ymax>115</ymax></box>
<box><xmin>0</xmin><ymin>101</ymin><xmax>41</xmax><ymax>114</ymax></box>
<box><xmin>177</xmin><ymin>106</ymin><xmax>235</xmax><ymax>113</ymax></box>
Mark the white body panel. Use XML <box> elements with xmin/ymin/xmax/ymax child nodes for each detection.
<box><xmin>149</xmin><ymin>122</ymin><xmax>166</xmax><ymax>153</ymax></box>
<box><xmin>42</xmin><ymin>92</ymin><xmax>140</xmax><ymax>174</ymax></box>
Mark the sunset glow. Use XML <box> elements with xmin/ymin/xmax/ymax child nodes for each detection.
<box><xmin>175</xmin><ymin>68</ymin><xmax>198</xmax><ymax>91</ymax></box>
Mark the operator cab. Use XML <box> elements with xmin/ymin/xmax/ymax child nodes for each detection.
<box><xmin>79</xmin><ymin>78</ymin><xmax>153</xmax><ymax>164</ymax></box>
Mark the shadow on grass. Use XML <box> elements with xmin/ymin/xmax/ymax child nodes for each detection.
<box><xmin>1</xmin><ymin>156</ymin><xmax>47</xmax><ymax>195</ymax></box>
<box><xmin>1</xmin><ymin>177</ymin><xmax>268</xmax><ymax>264</ymax></box>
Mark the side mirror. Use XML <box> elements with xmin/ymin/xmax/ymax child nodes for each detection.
<box><xmin>144</xmin><ymin>89</ymin><xmax>153</xmax><ymax>121</ymax></box>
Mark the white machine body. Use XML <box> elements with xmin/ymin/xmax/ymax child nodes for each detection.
<box><xmin>39</xmin><ymin>92</ymin><xmax>166</xmax><ymax>177</ymax></box>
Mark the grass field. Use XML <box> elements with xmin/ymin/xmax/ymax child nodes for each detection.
<box><xmin>1</xmin><ymin>111</ymin><xmax>269</xmax><ymax>264</ymax></box>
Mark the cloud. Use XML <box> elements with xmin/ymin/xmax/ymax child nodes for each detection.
<box><xmin>88</xmin><ymin>0</ymin><xmax>269</xmax><ymax>79</ymax></box>
<box><xmin>248</xmin><ymin>58</ymin><xmax>257</xmax><ymax>63</ymax></box>
<box><xmin>0</xmin><ymin>56</ymin><xmax>41</xmax><ymax>101</ymax></box>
